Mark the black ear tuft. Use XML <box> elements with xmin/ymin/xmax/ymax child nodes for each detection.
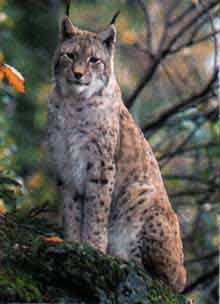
<box><xmin>99</xmin><ymin>25</ymin><xmax>117</xmax><ymax>51</ymax></box>
<box><xmin>66</xmin><ymin>0</ymin><xmax>71</xmax><ymax>16</ymax></box>
<box><xmin>110</xmin><ymin>10</ymin><xmax>120</xmax><ymax>25</ymax></box>
<box><xmin>60</xmin><ymin>16</ymin><xmax>79</xmax><ymax>40</ymax></box>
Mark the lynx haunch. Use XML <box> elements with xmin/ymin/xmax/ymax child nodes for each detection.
<box><xmin>47</xmin><ymin>15</ymin><xmax>187</xmax><ymax>292</ymax></box>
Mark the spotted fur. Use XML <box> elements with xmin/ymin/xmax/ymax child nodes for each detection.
<box><xmin>46</xmin><ymin>16</ymin><xmax>187</xmax><ymax>292</ymax></box>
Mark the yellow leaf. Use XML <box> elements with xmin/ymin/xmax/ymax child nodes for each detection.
<box><xmin>0</xmin><ymin>63</ymin><xmax>25</xmax><ymax>93</ymax></box>
<box><xmin>27</xmin><ymin>172</ymin><xmax>44</xmax><ymax>189</ymax></box>
<box><xmin>121</xmin><ymin>30</ymin><xmax>136</xmax><ymax>44</ymax></box>
<box><xmin>0</xmin><ymin>199</ymin><xmax>6</xmax><ymax>214</ymax></box>
<box><xmin>0</xmin><ymin>70</ymin><xmax>4</xmax><ymax>81</ymax></box>
<box><xmin>0</xmin><ymin>12</ymin><xmax>7</xmax><ymax>23</ymax></box>
<box><xmin>41</xmin><ymin>236</ymin><xmax>64</xmax><ymax>244</ymax></box>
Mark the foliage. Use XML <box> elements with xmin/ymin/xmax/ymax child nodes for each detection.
<box><xmin>0</xmin><ymin>64</ymin><xmax>25</xmax><ymax>93</ymax></box>
<box><xmin>0</xmin><ymin>269</ymin><xmax>42</xmax><ymax>303</ymax></box>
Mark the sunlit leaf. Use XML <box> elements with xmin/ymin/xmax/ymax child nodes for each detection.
<box><xmin>0</xmin><ymin>199</ymin><xmax>6</xmax><ymax>213</ymax></box>
<box><xmin>0</xmin><ymin>63</ymin><xmax>25</xmax><ymax>93</ymax></box>
<box><xmin>121</xmin><ymin>30</ymin><xmax>136</xmax><ymax>44</ymax></box>
<box><xmin>41</xmin><ymin>235</ymin><xmax>63</xmax><ymax>244</ymax></box>
<box><xmin>0</xmin><ymin>70</ymin><xmax>4</xmax><ymax>81</ymax></box>
<box><xmin>0</xmin><ymin>12</ymin><xmax>7</xmax><ymax>23</ymax></box>
<box><xmin>0</xmin><ymin>175</ymin><xmax>23</xmax><ymax>187</ymax></box>
<box><xmin>27</xmin><ymin>172</ymin><xmax>44</xmax><ymax>189</ymax></box>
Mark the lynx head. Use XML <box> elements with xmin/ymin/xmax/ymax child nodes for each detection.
<box><xmin>54</xmin><ymin>16</ymin><xmax>117</xmax><ymax>98</ymax></box>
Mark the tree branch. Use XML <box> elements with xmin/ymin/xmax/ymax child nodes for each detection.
<box><xmin>185</xmin><ymin>250</ymin><xmax>218</xmax><ymax>265</ymax></box>
<box><xmin>142</xmin><ymin>69</ymin><xmax>218</xmax><ymax>132</ymax></box>
<box><xmin>136</xmin><ymin>0</ymin><xmax>153</xmax><ymax>53</ymax></box>
<box><xmin>183</xmin><ymin>266</ymin><xmax>218</xmax><ymax>294</ymax></box>
<box><xmin>125</xmin><ymin>0</ymin><xmax>220</xmax><ymax>108</ymax></box>
<box><xmin>169</xmin><ymin>29</ymin><xmax>220</xmax><ymax>55</ymax></box>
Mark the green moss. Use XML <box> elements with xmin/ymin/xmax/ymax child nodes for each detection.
<box><xmin>2</xmin><ymin>239</ymin><xmax>188</xmax><ymax>303</ymax></box>
<box><xmin>0</xmin><ymin>269</ymin><xmax>42</xmax><ymax>303</ymax></box>
<box><xmin>146</xmin><ymin>280</ymin><xmax>186</xmax><ymax>304</ymax></box>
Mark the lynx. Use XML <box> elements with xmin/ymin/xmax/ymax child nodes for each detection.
<box><xmin>46</xmin><ymin>15</ymin><xmax>187</xmax><ymax>292</ymax></box>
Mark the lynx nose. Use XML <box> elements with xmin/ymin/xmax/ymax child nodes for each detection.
<box><xmin>74</xmin><ymin>71</ymin><xmax>83</xmax><ymax>80</ymax></box>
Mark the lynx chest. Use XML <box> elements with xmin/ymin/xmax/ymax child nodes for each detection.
<box><xmin>48</xmin><ymin>99</ymin><xmax>119</xmax><ymax>194</ymax></box>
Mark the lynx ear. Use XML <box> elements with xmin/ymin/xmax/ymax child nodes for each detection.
<box><xmin>60</xmin><ymin>16</ymin><xmax>79</xmax><ymax>40</ymax></box>
<box><xmin>99</xmin><ymin>25</ymin><xmax>116</xmax><ymax>51</ymax></box>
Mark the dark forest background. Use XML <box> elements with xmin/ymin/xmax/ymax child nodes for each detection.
<box><xmin>0</xmin><ymin>1</ymin><xmax>219</xmax><ymax>303</ymax></box>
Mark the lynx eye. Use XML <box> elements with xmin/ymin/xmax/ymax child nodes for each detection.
<box><xmin>89</xmin><ymin>56</ymin><xmax>100</xmax><ymax>64</ymax></box>
<box><xmin>65</xmin><ymin>53</ymin><xmax>75</xmax><ymax>60</ymax></box>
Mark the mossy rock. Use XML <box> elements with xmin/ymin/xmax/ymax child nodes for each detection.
<box><xmin>0</xmin><ymin>269</ymin><xmax>42</xmax><ymax>303</ymax></box>
<box><xmin>0</xmin><ymin>238</ymin><xmax>188</xmax><ymax>303</ymax></box>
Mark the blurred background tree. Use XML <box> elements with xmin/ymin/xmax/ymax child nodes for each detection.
<box><xmin>0</xmin><ymin>0</ymin><xmax>219</xmax><ymax>303</ymax></box>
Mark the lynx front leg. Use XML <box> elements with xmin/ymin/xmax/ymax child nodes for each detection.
<box><xmin>140</xmin><ymin>205</ymin><xmax>187</xmax><ymax>292</ymax></box>
<box><xmin>82</xmin><ymin>158</ymin><xmax>115</xmax><ymax>253</ymax></box>
<box><xmin>61</xmin><ymin>186</ymin><xmax>82</xmax><ymax>242</ymax></box>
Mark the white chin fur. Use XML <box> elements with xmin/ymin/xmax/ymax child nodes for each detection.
<box><xmin>60</xmin><ymin>74</ymin><xmax>106</xmax><ymax>98</ymax></box>
<box><xmin>83</xmin><ymin>77</ymin><xmax>105</xmax><ymax>98</ymax></box>
<box><xmin>73</xmin><ymin>84</ymin><xmax>88</xmax><ymax>95</ymax></box>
